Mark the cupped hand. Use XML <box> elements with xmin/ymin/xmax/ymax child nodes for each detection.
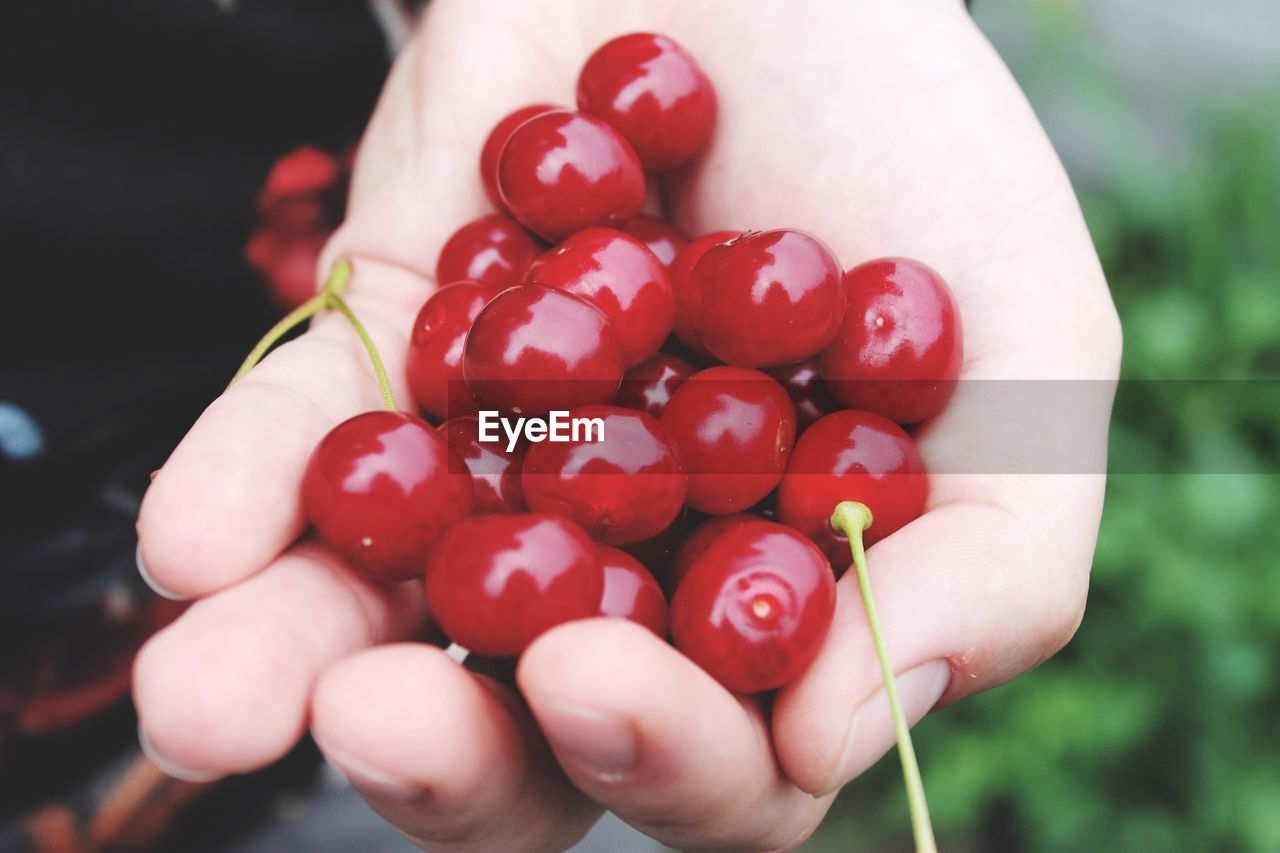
<box><xmin>133</xmin><ymin>1</ymin><xmax>1121</xmax><ymax>849</ymax></box>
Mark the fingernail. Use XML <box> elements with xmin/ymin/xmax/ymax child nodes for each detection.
<box><xmin>138</xmin><ymin>726</ymin><xmax>219</xmax><ymax>783</ymax></box>
<box><xmin>534</xmin><ymin>700</ymin><xmax>637</xmax><ymax>784</ymax></box>
<box><xmin>322</xmin><ymin>746</ymin><xmax>427</xmax><ymax>805</ymax></box>
<box><xmin>820</xmin><ymin>660</ymin><xmax>950</xmax><ymax>796</ymax></box>
<box><xmin>136</xmin><ymin>541</ymin><xmax>189</xmax><ymax>601</ymax></box>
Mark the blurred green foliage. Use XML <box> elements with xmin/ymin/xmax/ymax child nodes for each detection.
<box><xmin>809</xmin><ymin>10</ymin><xmax>1280</xmax><ymax>853</ymax></box>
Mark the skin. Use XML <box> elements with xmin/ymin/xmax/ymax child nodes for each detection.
<box><xmin>132</xmin><ymin>1</ymin><xmax>1121</xmax><ymax>850</ymax></box>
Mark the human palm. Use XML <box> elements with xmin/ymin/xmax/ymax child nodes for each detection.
<box><xmin>134</xmin><ymin>1</ymin><xmax>1120</xmax><ymax>849</ymax></box>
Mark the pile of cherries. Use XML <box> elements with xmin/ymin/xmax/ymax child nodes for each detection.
<box><xmin>298</xmin><ymin>33</ymin><xmax>961</xmax><ymax>694</ymax></box>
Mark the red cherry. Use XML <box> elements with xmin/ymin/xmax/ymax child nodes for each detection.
<box><xmin>406</xmin><ymin>281</ymin><xmax>500</xmax><ymax>420</ymax></box>
<box><xmin>464</xmin><ymin>284</ymin><xmax>626</xmax><ymax>416</ymax></box>
<box><xmin>576</xmin><ymin>33</ymin><xmax>717</xmax><ymax>172</ymax></box>
<box><xmin>765</xmin><ymin>357</ymin><xmax>839</xmax><ymax>429</ymax></box>
<box><xmin>660</xmin><ymin>366</ymin><xmax>796</xmax><ymax>514</ymax></box>
<box><xmin>303</xmin><ymin>411</ymin><xmax>474</xmax><ymax>583</ymax></box>
<box><xmin>614</xmin><ymin>352</ymin><xmax>696</xmax><ymax>419</ymax></box>
<box><xmin>522</xmin><ymin>405</ymin><xmax>686</xmax><ymax>545</ymax></box>
<box><xmin>670</xmin><ymin>518</ymin><xmax>835</xmax><ymax>693</ymax></box>
<box><xmin>620</xmin><ymin>506</ymin><xmax>701</xmax><ymax>587</ymax></box>
<box><xmin>497</xmin><ymin>110</ymin><xmax>645</xmax><ymax>243</ymax></box>
<box><xmin>777</xmin><ymin>410</ymin><xmax>927</xmax><ymax>569</ymax></box>
<box><xmin>479</xmin><ymin>103</ymin><xmax>559</xmax><ymax>211</ymax></box>
<box><xmin>690</xmin><ymin>229</ymin><xmax>845</xmax><ymax>367</ymax></box>
<box><xmin>819</xmin><ymin>258</ymin><xmax>963</xmax><ymax>424</ymax></box>
<box><xmin>623</xmin><ymin>215</ymin><xmax>689</xmax><ymax>267</ymax></box>
<box><xmin>525</xmin><ymin>227</ymin><xmax>675</xmax><ymax>365</ymax></box>
<box><xmin>669</xmin><ymin>230</ymin><xmax>740</xmax><ymax>356</ymax></box>
<box><xmin>436</xmin><ymin>214</ymin><xmax>542</xmax><ymax>289</ymax></box>
<box><xmin>259</xmin><ymin>145</ymin><xmax>341</xmax><ymax>201</ymax></box>
<box><xmin>667</xmin><ymin>513</ymin><xmax>755</xmax><ymax>593</ymax></box>
<box><xmin>426</xmin><ymin>514</ymin><xmax>603</xmax><ymax>657</ymax></box>
<box><xmin>437</xmin><ymin>416</ymin><xmax>526</xmax><ymax>514</ymax></box>
<box><xmin>597</xmin><ymin>545</ymin><xmax>668</xmax><ymax>636</ymax></box>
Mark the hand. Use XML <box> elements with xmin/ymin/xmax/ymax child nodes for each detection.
<box><xmin>133</xmin><ymin>0</ymin><xmax>1121</xmax><ymax>849</ymax></box>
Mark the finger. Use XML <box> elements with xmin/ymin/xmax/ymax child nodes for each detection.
<box><xmin>133</xmin><ymin>541</ymin><xmax>423</xmax><ymax>779</ymax></box>
<box><xmin>311</xmin><ymin>644</ymin><xmax>598</xmax><ymax>852</ymax></box>
<box><xmin>772</xmin><ymin>462</ymin><xmax>1108</xmax><ymax>796</ymax></box>
<box><xmin>519</xmin><ymin>619</ymin><xmax>832</xmax><ymax>851</ymax></box>
<box><xmin>136</xmin><ymin>7</ymin><xmax>566</xmax><ymax>599</ymax></box>
<box><xmin>136</xmin><ymin>260</ymin><xmax>429</xmax><ymax>599</ymax></box>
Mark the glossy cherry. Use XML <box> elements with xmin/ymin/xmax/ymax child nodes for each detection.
<box><xmin>479</xmin><ymin>103</ymin><xmax>558</xmax><ymax>211</ymax></box>
<box><xmin>777</xmin><ymin>409</ymin><xmax>927</xmax><ymax>569</ymax></box>
<box><xmin>670</xmin><ymin>518</ymin><xmax>835</xmax><ymax>693</ymax></box>
<box><xmin>463</xmin><ymin>284</ymin><xmax>625</xmax><ymax>416</ymax></box>
<box><xmin>525</xmin><ymin>227</ymin><xmax>675</xmax><ymax>365</ymax></box>
<box><xmin>436</xmin><ymin>214</ymin><xmax>542</xmax><ymax>289</ymax></box>
<box><xmin>406</xmin><ymin>281</ymin><xmax>500</xmax><ymax>420</ymax></box>
<box><xmin>522</xmin><ymin>404</ymin><xmax>686</xmax><ymax>545</ymax></box>
<box><xmin>661</xmin><ymin>366</ymin><xmax>797</xmax><ymax>514</ymax></box>
<box><xmin>597</xmin><ymin>545</ymin><xmax>668</xmax><ymax>636</ymax></box>
<box><xmin>613</xmin><ymin>352</ymin><xmax>696</xmax><ymax>419</ymax></box>
<box><xmin>302</xmin><ymin>411</ymin><xmax>473</xmax><ymax>583</ymax></box>
<box><xmin>437</xmin><ymin>416</ymin><xmax>526</xmax><ymax>514</ymax></box>
<box><xmin>426</xmin><ymin>514</ymin><xmax>603</xmax><ymax>657</ymax></box>
<box><xmin>497</xmin><ymin>110</ymin><xmax>645</xmax><ymax>243</ymax></box>
<box><xmin>766</xmin><ymin>357</ymin><xmax>839</xmax><ymax>429</ymax></box>
<box><xmin>669</xmin><ymin>229</ymin><xmax>740</xmax><ymax>357</ymax></box>
<box><xmin>577</xmin><ymin>33</ymin><xmax>717</xmax><ymax>172</ymax></box>
<box><xmin>819</xmin><ymin>258</ymin><xmax>963</xmax><ymax>424</ymax></box>
<box><xmin>667</xmin><ymin>512</ymin><xmax>755</xmax><ymax>593</ymax></box>
<box><xmin>689</xmin><ymin>229</ymin><xmax>844</xmax><ymax>367</ymax></box>
<box><xmin>623</xmin><ymin>215</ymin><xmax>689</xmax><ymax>267</ymax></box>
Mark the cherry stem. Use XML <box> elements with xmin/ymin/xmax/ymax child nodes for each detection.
<box><xmin>227</xmin><ymin>260</ymin><xmax>398</xmax><ymax>413</ymax></box>
<box><xmin>326</xmin><ymin>292</ymin><xmax>397</xmax><ymax>413</ymax></box>
<box><xmin>830</xmin><ymin>501</ymin><xmax>937</xmax><ymax>853</ymax></box>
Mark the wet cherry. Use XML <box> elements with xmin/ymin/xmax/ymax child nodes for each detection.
<box><xmin>479</xmin><ymin>103</ymin><xmax>559</xmax><ymax>211</ymax></box>
<box><xmin>624</xmin><ymin>214</ymin><xmax>689</xmax><ymax>267</ymax></box>
<box><xmin>689</xmin><ymin>229</ymin><xmax>844</xmax><ymax>367</ymax></box>
<box><xmin>406</xmin><ymin>281</ymin><xmax>500</xmax><ymax>420</ymax></box>
<box><xmin>577</xmin><ymin>33</ymin><xmax>717</xmax><ymax>172</ymax></box>
<box><xmin>426</xmin><ymin>514</ymin><xmax>603</xmax><ymax>657</ymax></box>
<box><xmin>302</xmin><ymin>411</ymin><xmax>474</xmax><ymax>583</ymax></box>
<box><xmin>524</xmin><ymin>227</ymin><xmax>675</xmax><ymax>365</ymax></box>
<box><xmin>497</xmin><ymin>110</ymin><xmax>645</xmax><ymax>243</ymax></box>
<box><xmin>464</xmin><ymin>284</ymin><xmax>625</xmax><ymax>416</ymax></box>
<box><xmin>437</xmin><ymin>416</ymin><xmax>526</xmax><ymax>514</ymax></box>
<box><xmin>521</xmin><ymin>404</ymin><xmax>686</xmax><ymax>545</ymax></box>
<box><xmin>819</xmin><ymin>258</ymin><xmax>963</xmax><ymax>424</ymax></box>
<box><xmin>669</xmin><ymin>230</ymin><xmax>740</xmax><ymax>357</ymax></box>
<box><xmin>766</xmin><ymin>357</ymin><xmax>839</xmax><ymax>429</ymax></box>
<box><xmin>613</xmin><ymin>352</ymin><xmax>696</xmax><ymax>419</ymax></box>
<box><xmin>436</xmin><ymin>214</ymin><xmax>542</xmax><ymax>289</ymax></box>
<box><xmin>597</xmin><ymin>545</ymin><xmax>668</xmax><ymax>636</ymax></box>
<box><xmin>777</xmin><ymin>409</ymin><xmax>927</xmax><ymax>569</ymax></box>
<box><xmin>660</xmin><ymin>366</ymin><xmax>796</xmax><ymax>514</ymax></box>
<box><xmin>669</xmin><ymin>518</ymin><xmax>835</xmax><ymax>693</ymax></box>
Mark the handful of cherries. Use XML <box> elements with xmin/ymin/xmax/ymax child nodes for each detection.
<box><xmin>237</xmin><ymin>31</ymin><xmax>959</xmax><ymax>851</ymax></box>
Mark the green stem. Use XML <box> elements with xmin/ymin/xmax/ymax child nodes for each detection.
<box><xmin>327</xmin><ymin>292</ymin><xmax>397</xmax><ymax>413</ymax></box>
<box><xmin>226</xmin><ymin>259</ymin><xmax>397</xmax><ymax>412</ymax></box>
<box><xmin>228</xmin><ymin>260</ymin><xmax>354</xmax><ymax>388</ymax></box>
<box><xmin>227</xmin><ymin>292</ymin><xmax>329</xmax><ymax>387</ymax></box>
<box><xmin>830</xmin><ymin>501</ymin><xmax>937</xmax><ymax>853</ymax></box>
